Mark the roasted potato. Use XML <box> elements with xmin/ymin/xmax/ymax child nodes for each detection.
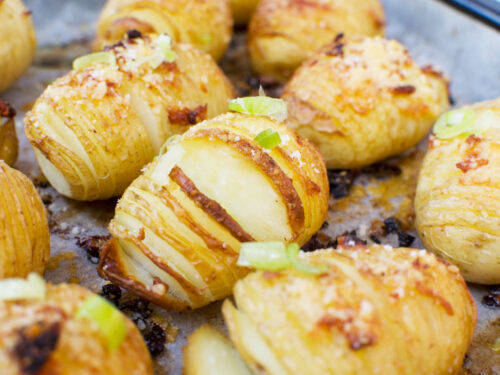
<box><xmin>282</xmin><ymin>36</ymin><xmax>450</xmax><ymax>169</ymax></box>
<box><xmin>231</xmin><ymin>0</ymin><xmax>261</xmax><ymax>25</ymax></box>
<box><xmin>96</xmin><ymin>0</ymin><xmax>232</xmax><ymax>60</ymax></box>
<box><xmin>416</xmin><ymin>98</ymin><xmax>500</xmax><ymax>284</ymax></box>
<box><xmin>98</xmin><ymin>112</ymin><xmax>329</xmax><ymax>310</ymax></box>
<box><xmin>0</xmin><ymin>281</ymin><xmax>153</xmax><ymax>375</ymax></box>
<box><xmin>223</xmin><ymin>245</ymin><xmax>476</xmax><ymax>375</ymax></box>
<box><xmin>0</xmin><ymin>0</ymin><xmax>36</xmax><ymax>92</ymax></box>
<box><xmin>0</xmin><ymin>161</ymin><xmax>50</xmax><ymax>279</ymax></box>
<box><xmin>25</xmin><ymin>33</ymin><xmax>235</xmax><ymax>201</ymax></box>
<box><xmin>184</xmin><ymin>325</ymin><xmax>251</xmax><ymax>375</ymax></box>
<box><xmin>248</xmin><ymin>0</ymin><xmax>385</xmax><ymax>81</ymax></box>
<box><xmin>0</xmin><ymin>99</ymin><xmax>19</xmax><ymax>166</ymax></box>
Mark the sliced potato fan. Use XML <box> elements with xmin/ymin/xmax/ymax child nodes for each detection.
<box><xmin>98</xmin><ymin>112</ymin><xmax>329</xmax><ymax>310</ymax></box>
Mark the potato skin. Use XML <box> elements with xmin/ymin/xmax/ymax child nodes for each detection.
<box><xmin>0</xmin><ymin>283</ymin><xmax>153</xmax><ymax>375</ymax></box>
<box><xmin>25</xmin><ymin>34</ymin><xmax>235</xmax><ymax>201</ymax></box>
<box><xmin>282</xmin><ymin>36</ymin><xmax>450</xmax><ymax>169</ymax></box>
<box><xmin>0</xmin><ymin>100</ymin><xmax>19</xmax><ymax>166</ymax></box>
<box><xmin>0</xmin><ymin>161</ymin><xmax>50</xmax><ymax>279</ymax></box>
<box><xmin>96</xmin><ymin>0</ymin><xmax>232</xmax><ymax>60</ymax></box>
<box><xmin>0</xmin><ymin>0</ymin><xmax>36</xmax><ymax>92</ymax></box>
<box><xmin>415</xmin><ymin>98</ymin><xmax>500</xmax><ymax>284</ymax></box>
<box><xmin>248</xmin><ymin>0</ymin><xmax>385</xmax><ymax>81</ymax></box>
<box><xmin>230</xmin><ymin>0</ymin><xmax>261</xmax><ymax>25</ymax></box>
<box><xmin>98</xmin><ymin>112</ymin><xmax>329</xmax><ymax>310</ymax></box>
<box><xmin>223</xmin><ymin>245</ymin><xmax>476</xmax><ymax>375</ymax></box>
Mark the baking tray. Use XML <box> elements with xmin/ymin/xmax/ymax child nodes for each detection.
<box><xmin>3</xmin><ymin>0</ymin><xmax>500</xmax><ymax>373</ymax></box>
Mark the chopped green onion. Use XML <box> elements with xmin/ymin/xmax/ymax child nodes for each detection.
<box><xmin>238</xmin><ymin>242</ymin><xmax>290</xmax><ymax>271</ymax></box>
<box><xmin>76</xmin><ymin>295</ymin><xmax>128</xmax><ymax>351</ymax></box>
<box><xmin>0</xmin><ymin>273</ymin><xmax>46</xmax><ymax>301</ymax></box>
<box><xmin>154</xmin><ymin>34</ymin><xmax>176</xmax><ymax>64</ymax></box>
<box><xmin>254</xmin><ymin>128</ymin><xmax>281</xmax><ymax>149</ymax></box>
<box><xmin>126</xmin><ymin>34</ymin><xmax>176</xmax><ymax>70</ymax></box>
<box><xmin>73</xmin><ymin>52</ymin><xmax>117</xmax><ymax>71</ymax></box>
<box><xmin>228</xmin><ymin>97</ymin><xmax>288</xmax><ymax>122</ymax></box>
<box><xmin>286</xmin><ymin>243</ymin><xmax>329</xmax><ymax>275</ymax></box>
<box><xmin>493</xmin><ymin>337</ymin><xmax>500</xmax><ymax>352</ymax></box>
<box><xmin>237</xmin><ymin>242</ymin><xmax>328</xmax><ymax>275</ymax></box>
<box><xmin>433</xmin><ymin>108</ymin><xmax>476</xmax><ymax>139</ymax></box>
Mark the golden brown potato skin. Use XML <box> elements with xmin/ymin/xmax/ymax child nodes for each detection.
<box><xmin>416</xmin><ymin>98</ymin><xmax>500</xmax><ymax>284</ymax></box>
<box><xmin>0</xmin><ymin>161</ymin><xmax>49</xmax><ymax>279</ymax></box>
<box><xmin>25</xmin><ymin>34</ymin><xmax>235</xmax><ymax>201</ymax></box>
<box><xmin>96</xmin><ymin>0</ymin><xmax>232</xmax><ymax>60</ymax></box>
<box><xmin>0</xmin><ymin>0</ymin><xmax>36</xmax><ymax>92</ymax></box>
<box><xmin>231</xmin><ymin>0</ymin><xmax>261</xmax><ymax>25</ymax></box>
<box><xmin>0</xmin><ymin>100</ymin><xmax>19</xmax><ymax>166</ymax></box>
<box><xmin>98</xmin><ymin>112</ymin><xmax>329</xmax><ymax>310</ymax></box>
<box><xmin>248</xmin><ymin>0</ymin><xmax>385</xmax><ymax>81</ymax></box>
<box><xmin>0</xmin><ymin>283</ymin><xmax>153</xmax><ymax>375</ymax></box>
<box><xmin>223</xmin><ymin>245</ymin><xmax>476</xmax><ymax>375</ymax></box>
<box><xmin>282</xmin><ymin>36</ymin><xmax>450</xmax><ymax>169</ymax></box>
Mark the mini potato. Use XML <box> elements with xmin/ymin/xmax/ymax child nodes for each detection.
<box><xmin>248</xmin><ymin>0</ymin><xmax>385</xmax><ymax>81</ymax></box>
<box><xmin>0</xmin><ymin>161</ymin><xmax>50</xmax><ymax>279</ymax></box>
<box><xmin>184</xmin><ymin>325</ymin><xmax>251</xmax><ymax>375</ymax></box>
<box><xmin>230</xmin><ymin>0</ymin><xmax>261</xmax><ymax>25</ymax></box>
<box><xmin>25</xmin><ymin>33</ymin><xmax>235</xmax><ymax>201</ymax></box>
<box><xmin>98</xmin><ymin>112</ymin><xmax>329</xmax><ymax>310</ymax></box>
<box><xmin>223</xmin><ymin>245</ymin><xmax>476</xmax><ymax>375</ymax></box>
<box><xmin>96</xmin><ymin>0</ymin><xmax>232</xmax><ymax>60</ymax></box>
<box><xmin>0</xmin><ymin>0</ymin><xmax>36</xmax><ymax>92</ymax></box>
<box><xmin>0</xmin><ymin>100</ymin><xmax>19</xmax><ymax>166</ymax></box>
<box><xmin>0</xmin><ymin>281</ymin><xmax>153</xmax><ymax>375</ymax></box>
<box><xmin>416</xmin><ymin>98</ymin><xmax>500</xmax><ymax>284</ymax></box>
<box><xmin>282</xmin><ymin>36</ymin><xmax>450</xmax><ymax>169</ymax></box>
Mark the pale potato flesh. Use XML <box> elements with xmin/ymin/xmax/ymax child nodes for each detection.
<box><xmin>416</xmin><ymin>98</ymin><xmax>500</xmax><ymax>284</ymax></box>
<box><xmin>99</xmin><ymin>112</ymin><xmax>329</xmax><ymax>310</ymax></box>
<box><xmin>183</xmin><ymin>325</ymin><xmax>251</xmax><ymax>375</ymax></box>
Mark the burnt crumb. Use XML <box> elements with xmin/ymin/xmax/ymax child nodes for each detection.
<box><xmin>335</xmin><ymin>231</ymin><xmax>367</xmax><ymax>248</ymax></box>
<box><xmin>75</xmin><ymin>235</ymin><xmax>110</xmax><ymax>264</ymax></box>
<box><xmin>390</xmin><ymin>85</ymin><xmax>416</xmax><ymax>95</ymax></box>
<box><xmin>245</xmin><ymin>75</ymin><xmax>280</xmax><ymax>91</ymax></box>
<box><xmin>13</xmin><ymin>321</ymin><xmax>61</xmax><ymax>375</ymax></box>
<box><xmin>32</xmin><ymin>176</ymin><xmax>49</xmax><ymax>188</ymax></box>
<box><xmin>325</xmin><ymin>42</ymin><xmax>344</xmax><ymax>57</ymax></box>
<box><xmin>361</xmin><ymin>162</ymin><xmax>401</xmax><ymax>179</ymax></box>
<box><xmin>23</xmin><ymin>9</ymin><xmax>33</xmax><ymax>16</ymax></box>
<box><xmin>383</xmin><ymin>218</ymin><xmax>415</xmax><ymax>247</ymax></box>
<box><xmin>302</xmin><ymin>231</ymin><xmax>336</xmax><ymax>252</ymax></box>
<box><xmin>0</xmin><ymin>98</ymin><xmax>16</xmax><ymax>118</ymax></box>
<box><xmin>327</xmin><ymin>169</ymin><xmax>357</xmax><ymax>199</ymax></box>
<box><xmin>126</xmin><ymin>29</ymin><xmax>142</xmax><ymax>39</ymax></box>
<box><xmin>168</xmin><ymin>105</ymin><xmax>207</xmax><ymax>126</ymax></box>
<box><xmin>334</xmin><ymin>33</ymin><xmax>344</xmax><ymax>43</ymax></box>
<box><xmin>142</xmin><ymin>323</ymin><xmax>166</xmax><ymax>357</ymax></box>
<box><xmin>40</xmin><ymin>193</ymin><xmax>53</xmax><ymax>205</ymax></box>
<box><xmin>369</xmin><ymin>234</ymin><xmax>381</xmax><ymax>244</ymax></box>
<box><xmin>104</xmin><ymin>40</ymin><xmax>125</xmax><ymax>51</ymax></box>
<box><xmin>482</xmin><ymin>290</ymin><xmax>500</xmax><ymax>308</ymax></box>
<box><xmin>101</xmin><ymin>284</ymin><xmax>122</xmax><ymax>306</ymax></box>
<box><xmin>119</xmin><ymin>298</ymin><xmax>152</xmax><ymax>319</ymax></box>
<box><xmin>321</xmin><ymin>221</ymin><xmax>329</xmax><ymax>230</ymax></box>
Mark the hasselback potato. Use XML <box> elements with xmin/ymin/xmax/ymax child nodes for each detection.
<box><xmin>248</xmin><ymin>0</ymin><xmax>385</xmax><ymax>81</ymax></box>
<box><xmin>0</xmin><ymin>99</ymin><xmax>19</xmax><ymax>166</ymax></box>
<box><xmin>96</xmin><ymin>0</ymin><xmax>232</xmax><ymax>60</ymax></box>
<box><xmin>25</xmin><ymin>33</ymin><xmax>235</xmax><ymax>201</ymax></box>
<box><xmin>98</xmin><ymin>111</ymin><xmax>329</xmax><ymax>310</ymax></box>
<box><xmin>231</xmin><ymin>0</ymin><xmax>261</xmax><ymax>25</ymax></box>
<box><xmin>0</xmin><ymin>280</ymin><xmax>153</xmax><ymax>375</ymax></box>
<box><xmin>0</xmin><ymin>0</ymin><xmax>36</xmax><ymax>92</ymax></box>
<box><xmin>416</xmin><ymin>98</ymin><xmax>500</xmax><ymax>284</ymax></box>
<box><xmin>282</xmin><ymin>36</ymin><xmax>450</xmax><ymax>169</ymax></box>
<box><xmin>0</xmin><ymin>161</ymin><xmax>50</xmax><ymax>279</ymax></box>
<box><xmin>223</xmin><ymin>245</ymin><xmax>476</xmax><ymax>375</ymax></box>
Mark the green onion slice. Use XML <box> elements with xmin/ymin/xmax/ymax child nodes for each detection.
<box><xmin>76</xmin><ymin>295</ymin><xmax>128</xmax><ymax>351</ymax></box>
<box><xmin>254</xmin><ymin>128</ymin><xmax>281</xmax><ymax>149</ymax></box>
<box><xmin>237</xmin><ymin>242</ymin><xmax>328</xmax><ymax>275</ymax></box>
<box><xmin>433</xmin><ymin>108</ymin><xmax>476</xmax><ymax>139</ymax></box>
<box><xmin>0</xmin><ymin>273</ymin><xmax>46</xmax><ymax>301</ymax></box>
<box><xmin>73</xmin><ymin>52</ymin><xmax>117</xmax><ymax>71</ymax></box>
<box><xmin>228</xmin><ymin>97</ymin><xmax>288</xmax><ymax>122</ymax></box>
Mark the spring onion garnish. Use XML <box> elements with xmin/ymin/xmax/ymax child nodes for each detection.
<box><xmin>228</xmin><ymin>96</ymin><xmax>288</xmax><ymax>122</ymax></box>
<box><xmin>126</xmin><ymin>34</ymin><xmax>176</xmax><ymax>70</ymax></box>
<box><xmin>433</xmin><ymin>108</ymin><xmax>476</xmax><ymax>139</ymax></box>
<box><xmin>254</xmin><ymin>128</ymin><xmax>282</xmax><ymax>149</ymax></box>
<box><xmin>73</xmin><ymin>52</ymin><xmax>117</xmax><ymax>71</ymax></box>
<box><xmin>0</xmin><ymin>273</ymin><xmax>46</xmax><ymax>301</ymax></box>
<box><xmin>76</xmin><ymin>295</ymin><xmax>128</xmax><ymax>351</ymax></box>
<box><xmin>237</xmin><ymin>242</ymin><xmax>328</xmax><ymax>275</ymax></box>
